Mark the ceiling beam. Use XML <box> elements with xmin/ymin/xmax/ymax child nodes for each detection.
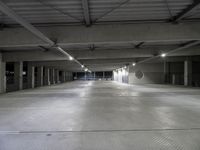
<box><xmin>0</xmin><ymin>1</ymin><xmax>54</xmax><ymax>45</ymax></box>
<box><xmin>137</xmin><ymin>40</ymin><xmax>200</xmax><ymax>64</ymax></box>
<box><xmin>81</xmin><ymin>0</ymin><xmax>91</xmax><ymax>26</ymax></box>
<box><xmin>135</xmin><ymin>42</ymin><xmax>145</xmax><ymax>49</ymax></box>
<box><xmin>1</xmin><ymin>23</ymin><xmax>200</xmax><ymax>47</ymax></box>
<box><xmin>173</xmin><ymin>0</ymin><xmax>200</xmax><ymax>22</ymax></box>
<box><xmin>0</xmin><ymin>1</ymin><xmax>88</xmax><ymax>71</ymax></box>
<box><xmin>3</xmin><ymin>45</ymin><xmax>200</xmax><ymax>62</ymax></box>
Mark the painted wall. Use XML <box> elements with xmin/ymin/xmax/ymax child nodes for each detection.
<box><xmin>113</xmin><ymin>67</ymin><xmax>129</xmax><ymax>83</ymax></box>
<box><xmin>128</xmin><ymin>63</ymin><xmax>165</xmax><ymax>84</ymax></box>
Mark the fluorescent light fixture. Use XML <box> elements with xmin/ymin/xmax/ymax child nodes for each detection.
<box><xmin>161</xmin><ymin>53</ymin><xmax>166</xmax><ymax>58</ymax></box>
<box><xmin>84</xmin><ymin>68</ymin><xmax>88</xmax><ymax>72</ymax></box>
<box><xmin>69</xmin><ymin>56</ymin><xmax>74</xmax><ymax>60</ymax></box>
<box><xmin>81</xmin><ymin>65</ymin><xmax>84</xmax><ymax>68</ymax></box>
<box><xmin>132</xmin><ymin>63</ymin><xmax>136</xmax><ymax>66</ymax></box>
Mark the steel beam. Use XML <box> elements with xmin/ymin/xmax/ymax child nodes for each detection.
<box><xmin>173</xmin><ymin>0</ymin><xmax>200</xmax><ymax>22</ymax></box>
<box><xmin>81</xmin><ymin>0</ymin><xmax>91</xmax><ymax>26</ymax></box>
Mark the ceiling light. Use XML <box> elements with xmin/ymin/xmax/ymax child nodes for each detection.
<box><xmin>132</xmin><ymin>63</ymin><xmax>136</xmax><ymax>66</ymax></box>
<box><xmin>124</xmin><ymin>66</ymin><xmax>127</xmax><ymax>69</ymax></box>
<box><xmin>81</xmin><ymin>65</ymin><xmax>84</xmax><ymax>68</ymax></box>
<box><xmin>161</xmin><ymin>53</ymin><xmax>166</xmax><ymax>58</ymax></box>
<box><xmin>84</xmin><ymin>68</ymin><xmax>88</xmax><ymax>72</ymax></box>
<box><xmin>69</xmin><ymin>56</ymin><xmax>74</xmax><ymax>60</ymax></box>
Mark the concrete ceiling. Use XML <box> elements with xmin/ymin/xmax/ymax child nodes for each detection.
<box><xmin>0</xmin><ymin>0</ymin><xmax>200</xmax><ymax>72</ymax></box>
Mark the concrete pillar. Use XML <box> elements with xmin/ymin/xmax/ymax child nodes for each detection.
<box><xmin>55</xmin><ymin>69</ymin><xmax>59</xmax><ymax>84</ymax></box>
<box><xmin>37</xmin><ymin>66</ymin><xmax>44</xmax><ymax>87</ymax></box>
<box><xmin>184</xmin><ymin>60</ymin><xmax>192</xmax><ymax>86</ymax></box>
<box><xmin>61</xmin><ymin>71</ymin><xmax>66</xmax><ymax>83</ymax></box>
<box><xmin>44</xmin><ymin>67</ymin><xmax>50</xmax><ymax>86</ymax></box>
<box><xmin>0</xmin><ymin>53</ymin><xmax>6</xmax><ymax>93</ymax></box>
<box><xmin>27</xmin><ymin>63</ymin><xmax>35</xmax><ymax>89</ymax></box>
<box><xmin>50</xmin><ymin>68</ymin><xmax>55</xmax><ymax>84</ymax></box>
<box><xmin>14</xmin><ymin>62</ymin><xmax>23</xmax><ymax>90</ymax></box>
<box><xmin>164</xmin><ymin>61</ymin><xmax>169</xmax><ymax>83</ymax></box>
<box><xmin>172</xmin><ymin>74</ymin><xmax>176</xmax><ymax>85</ymax></box>
<box><xmin>66</xmin><ymin>72</ymin><xmax>69</xmax><ymax>81</ymax></box>
<box><xmin>64</xmin><ymin>72</ymin><xmax>67</xmax><ymax>81</ymax></box>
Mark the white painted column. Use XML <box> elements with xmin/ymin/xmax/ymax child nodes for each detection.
<box><xmin>28</xmin><ymin>63</ymin><xmax>35</xmax><ymax>89</ymax></box>
<box><xmin>44</xmin><ymin>67</ymin><xmax>50</xmax><ymax>85</ymax></box>
<box><xmin>0</xmin><ymin>53</ymin><xmax>6</xmax><ymax>93</ymax></box>
<box><xmin>14</xmin><ymin>62</ymin><xmax>23</xmax><ymax>90</ymax></box>
<box><xmin>37</xmin><ymin>66</ymin><xmax>44</xmax><ymax>87</ymax></box>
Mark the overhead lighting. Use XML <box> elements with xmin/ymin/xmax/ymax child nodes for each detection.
<box><xmin>81</xmin><ymin>65</ymin><xmax>84</xmax><ymax>68</ymax></box>
<box><xmin>132</xmin><ymin>63</ymin><xmax>136</xmax><ymax>66</ymax></box>
<box><xmin>84</xmin><ymin>68</ymin><xmax>88</xmax><ymax>72</ymax></box>
<box><xmin>124</xmin><ymin>66</ymin><xmax>127</xmax><ymax>69</ymax></box>
<box><xmin>161</xmin><ymin>53</ymin><xmax>166</xmax><ymax>58</ymax></box>
<box><xmin>69</xmin><ymin>56</ymin><xmax>74</xmax><ymax>60</ymax></box>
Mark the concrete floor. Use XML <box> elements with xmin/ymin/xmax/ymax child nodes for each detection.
<box><xmin>0</xmin><ymin>81</ymin><xmax>200</xmax><ymax>149</ymax></box>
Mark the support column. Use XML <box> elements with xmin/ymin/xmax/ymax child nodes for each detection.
<box><xmin>172</xmin><ymin>74</ymin><xmax>176</xmax><ymax>85</ymax></box>
<box><xmin>37</xmin><ymin>66</ymin><xmax>44</xmax><ymax>87</ymax></box>
<box><xmin>14</xmin><ymin>62</ymin><xmax>23</xmax><ymax>90</ymax></box>
<box><xmin>44</xmin><ymin>67</ymin><xmax>50</xmax><ymax>86</ymax></box>
<box><xmin>61</xmin><ymin>71</ymin><xmax>66</xmax><ymax>83</ymax></box>
<box><xmin>50</xmin><ymin>68</ymin><xmax>55</xmax><ymax>84</ymax></box>
<box><xmin>0</xmin><ymin>53</ymin><xmax>6</xmax><ymax>93</ymax></box>
<box><xmin>164</xmin><ymin>61</ymin><xmax>169</xmax><ymax>84</ymax></box>
<box><xmin>27</xmin><ymin>63</ymin><xmax>35</xmax><ymax>89</ymax></box>
<box><xmin>103</xmin><ymin>71</ymin><xmax>105</xmax><ymax>79</ymax></box>
<box><xmin>64</xmin><ymin>72</ymin><xmax>67</xmax><ymax>81</ymax></box>
<box><xmin>55</xmin><ymin>69</ymin><xmax>59</xmax><ymax>84</ymax></box>
<box><xmin>184</xmin><ymin>60</ymin><xmax>192</xmax><ymax>86</ymax></box>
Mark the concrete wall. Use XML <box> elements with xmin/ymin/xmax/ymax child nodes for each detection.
<box><xmin>128</xmin><ymin>63</ymin><xmax>165</xmax><ymax>84</ymax></box>
<box><xmin>114</xmin><ymin>61</ymin><xmax>199</xmax><ymax>87</ymax></box>
<box><xmin>113</xmin><ymin>67</ymin><xmax>129</xmax><ymax>83</ymax></box>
